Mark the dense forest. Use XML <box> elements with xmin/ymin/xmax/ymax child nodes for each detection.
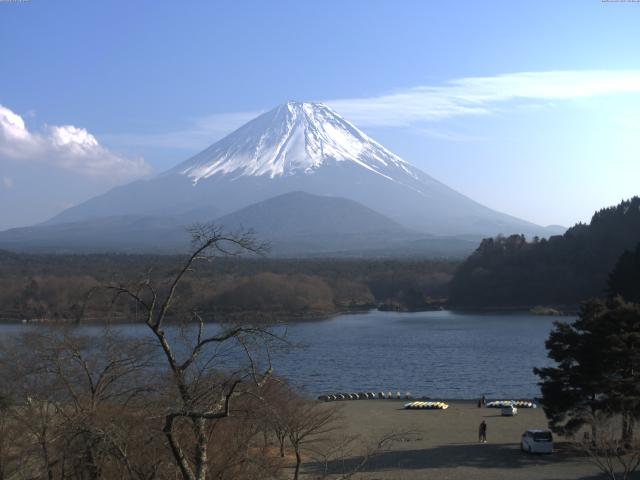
<box><xmin>0</xmin><ymin>251</ymin><xmax>457</xmax><ymax>322</ymax></box>
<box><xmin>450</xmin><ymin>197</ymin><xmax>640</xmax><ymax>308</ymax></box>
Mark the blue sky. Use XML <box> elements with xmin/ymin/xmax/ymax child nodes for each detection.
<box><xmin>1</xmin><ymin>0</ymin><xmax>640</xmax><ymax>230</ymax></box>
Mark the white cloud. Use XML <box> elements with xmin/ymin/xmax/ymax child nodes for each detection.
<box><xmin>325</xmin><ymin>70</ymin><xmax>640</xmax><ymax>127</ymax></box>
<box><xmin>2</xmin><ymin>176</ymin><xmax>13</xmax><ymax>190</ymax></box>
<box><xmin>0</xmin><ymin>105</ymin><xmax>40</xmax><ymax>158</ymax></box>
<box><xmin>0</xmin><ymin>104</ymin><xmax>151</xmax><ymax>179</ymax></box>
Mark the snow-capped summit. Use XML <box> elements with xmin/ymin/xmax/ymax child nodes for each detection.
<box><xmin>176</xmin><ymin>101</ymin><xmax>418</xmax><ymax>183</ymax></box>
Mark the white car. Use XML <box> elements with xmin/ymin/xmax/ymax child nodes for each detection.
<box><xmin>521</xmin><ymin>429</ymin><xmax>553</xmax><ymax>454</ymax></box>
<box><xmin>501</xmin><ymin>405</ymin><xmax>518</xmax><ymax>416</ymax></box>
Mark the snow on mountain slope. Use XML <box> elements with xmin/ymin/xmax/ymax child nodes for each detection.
<box><xmin>44</xmin><ymin>101</ymin><xmax>547</xmax><ymax>238</ymax></box>
<box><xmin>175</xmin><ymin>101</ymin><xmax>421</xmax><ymax>188</ymax></box>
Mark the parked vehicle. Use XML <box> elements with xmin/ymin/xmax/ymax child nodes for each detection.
<box><xmin>501</xmin><ymin>405</ymin><xmax>518</xmax><ymax>416</ymax></box>
<box><xmin>521</xmin><ymin>429</ymin><xmax>553</xmax><ymax>454</ymax></box>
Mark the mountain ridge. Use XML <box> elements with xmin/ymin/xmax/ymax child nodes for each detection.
<box><xmin>0</xmin><ymin>191</ymin><xmax>480</xmax><ymax>257</ymax></box>
<box><xmin>25</xmin><ymin>101</ymin><xmax>558</xmax><ymax>250</ymax></box>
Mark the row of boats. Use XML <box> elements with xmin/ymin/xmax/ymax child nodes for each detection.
<box><xmin>404</xmin><ymin>401</ymin><xmax>449</xmax><ymax>410</ymax></box>
<box><xmin>317</xmin><ymin>394</ymin><xmax>536</xmax><ymax>409</ymax></box>
<box><xmin>406</xmin><ymin>400</ymin><xmax>535</xmax><ymax>411</ymax></box>
<box><xmin>486</xmin><ymin>400</ymin><xmax>537</xmax><ymax>408</ymax></box>
<box><xmin>318</xmin><ymin>391</ymin><xmax>411</xmax><ymax>401</ymax></box>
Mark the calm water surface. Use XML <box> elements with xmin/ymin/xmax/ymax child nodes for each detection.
<box><xmin>3</xmin><ymin>310</ymin><xmax>568</xmax><ymax>399</ymax></box>
<box><xmin>277</xmin><ymin>310</ymin><xmax>566</xmax><ymax>399</ymax></box>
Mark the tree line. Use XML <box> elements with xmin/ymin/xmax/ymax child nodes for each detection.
<box><xmin>536</xmin><ymin>241</ymin><xmax>640</xmax><ymax>479</ymax></box>
<box><xmin>0</xmin><ymin>251</ymin><xmax>456</xmax><ymax>322</ymax></box>
<box><xmin>450</xmin><ymin>197</ymin><xmax>640</xmax><ymax>308</ymax></box>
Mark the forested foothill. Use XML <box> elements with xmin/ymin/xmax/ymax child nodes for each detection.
<box><xmin>0</xmin><ymin>251</ymin><xmax>456</xmax><ymax>323</ymax></box>
<box><xmin>535</xmin><ymin>230</ymin><xmax>640</xmax><ymax>479</ymax></box>
<box><xmin>450</xmin><ymin>197</ymin><xmax>640</xmax><ymax>309</ymax></box>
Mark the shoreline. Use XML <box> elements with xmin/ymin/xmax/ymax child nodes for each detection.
<box><xmin>0</xmin><ymin>304</ymin><xmax>574</xmax><ymax>325</ymax></box>
<box><xmin>448</xmin><ymin>305</ymin><xmax>578</xmax><ymax>316</ymax></box>
<box><xmin>314</xmin><ymin>400</ymin><xmax>595</xmax><ymax>480</ymax></box>
<box><xmin>316</xmin><ymin>398</ymin><xmax>541</xmax><ymax>404</ymax></box>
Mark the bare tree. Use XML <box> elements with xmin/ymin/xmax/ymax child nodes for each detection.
<box><xmin>0</xmin><ymin>328</ymin><xmax>160</xmax><ymax>480</ymax></box>
<box><xmin>284</xmin><ymin>398</ymin><xmax>340</xmax><ymax>480</ymax></box>
<box><xmin>92</xmin><ymin>224</ymin><xmax>278</xmax><ymax>480</ymax></box>
<box><xmin>259</xmin><ymin>381</ymin><xmax>405</xmax><ymax>480</ymax></box>
<box><xmin>259</xmin><ymin>380</ymin><xmax>295</xmax><ymax>459</ymax></box>
<box><xmin>0</xmin><ymin>393</ymin><xmax>24</xmax><ymax>480</ymax></box>
<box><xmin>0</xmin><ymin>395</ymin><xmax>10</xmax><ymax>480</ymax></box>
<box><xmin>577</xmin><ymin>411</ymin><xmax>640</xmax><ymax>480</ymax></box>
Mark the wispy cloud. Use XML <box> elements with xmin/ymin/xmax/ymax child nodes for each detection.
<box><xmin>1</xmin><ymin>176</ymin><xmax>13</xmax><ymax>190</ymax></box>
<box><xmin>326</xmin><ymin>70</ymin><xmax>640</xmax><ymax>127</ymax></box>
<box><xmin>412</xmin><ymin>127</ymin><xmax>483</xmax><ymax>143</ymax></box>
<box><xmin>94</xmin><ymin>70</ymin><xmax>640</xmax><ymax>152</ymax></box>
<box><xmin>99</xmin><ymin>111</ymin><xmax>262</xmax><ymax>151</ymax></box>
<box><xmin>0</xmin><ymin>104</ymin><xmax>151</xmax><ymax>180</ymax></box>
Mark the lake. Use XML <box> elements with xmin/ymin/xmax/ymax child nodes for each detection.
<box><xmin>274</xmin><ymin>309</ymin><xmax>566</xmax><ymax>399</ymax></box>
<box><xmin>2</xmin><ymin>310</ymin><xmax>567</xmax><ymax>400</ymax></box>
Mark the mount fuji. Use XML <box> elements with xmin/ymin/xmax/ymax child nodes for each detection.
<box><xmin>0</xmin><ymin>102</ymin><xmax>559</xmax><ymax>255</ymax></box>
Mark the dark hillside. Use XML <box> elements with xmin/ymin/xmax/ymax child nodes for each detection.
<box><xmin>449</xmin><ymin>197</ymin><xmax>640</xmax><ymax>308</ymax></box>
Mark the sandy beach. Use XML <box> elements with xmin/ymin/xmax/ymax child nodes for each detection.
<box><xmin>303</xmin><ymin>400</ymin><xmax>605</xmax><ymax>480</ymax></box>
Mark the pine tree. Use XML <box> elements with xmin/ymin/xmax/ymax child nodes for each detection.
<box><xmin>608</xmin><ymin>243</ymin><xmax>640</xmax><ymax>303</ymax></box>
<box><xmin>535</xmin><ymin>299</ymin><xmax>640</xmax><ymax>442</ymax></box>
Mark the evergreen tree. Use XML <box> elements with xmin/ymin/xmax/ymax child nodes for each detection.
<box><xmin>535</xmin><ymin>299</ymin><xmax>640</xmax><ymax>442</ymax></box>
<box><xmin>534</xmin><ymin>300</ymin><xmax>608</xmax><ymax>437</ymax></box>
<box><xmin>608</xmin><ymin>243</ymin><xmax>640</xmax><ymax>303</ymax></box>
<box><xmin>451</xmin><ymin>196</ymin><xmax>640</xmax><ymax>308</ymax></box>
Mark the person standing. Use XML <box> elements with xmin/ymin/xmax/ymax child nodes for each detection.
<box><xmin>479</xmin><ymin>420</ymin><xmax>487</xmax><ymax>443</ymax></box>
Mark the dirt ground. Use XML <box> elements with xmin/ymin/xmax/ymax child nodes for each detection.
<box><xmin>302</xmin><ymin>400</ymin><xmax>610</xmax><ymax>480</ymax></box>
